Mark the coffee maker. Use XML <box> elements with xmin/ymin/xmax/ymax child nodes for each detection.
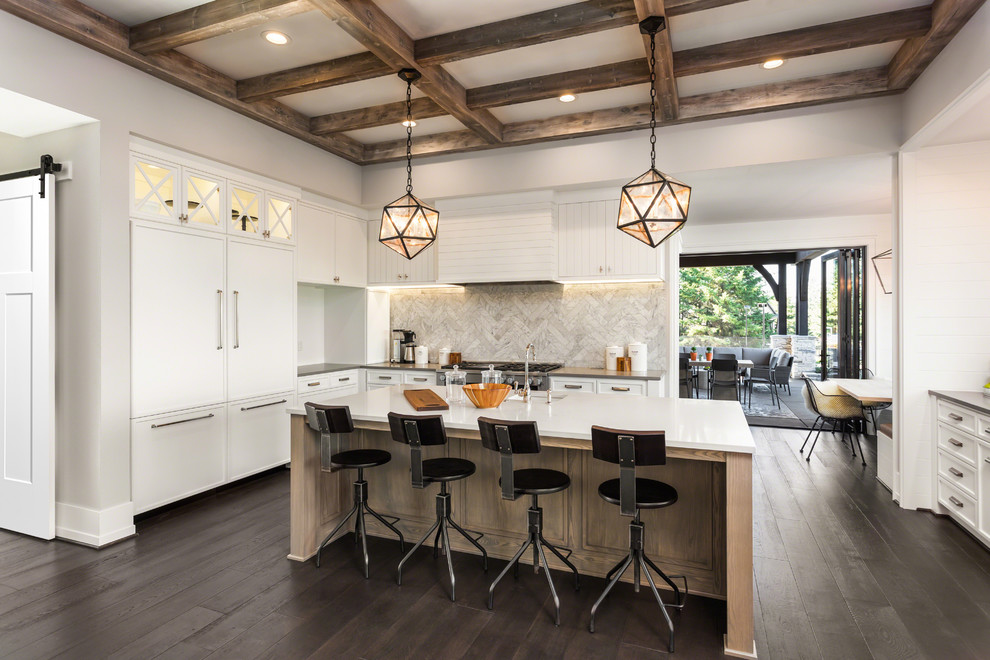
<box><xmin>391</xmin><ymin>329</ymin><xmax>406</xmax><ymax>363</ymax></box>
<box><xmin>398</xmin><ymin>330</ymin><xmax>417</xmax><ymax>363</ymax></box>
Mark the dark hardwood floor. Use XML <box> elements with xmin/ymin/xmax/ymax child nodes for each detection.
<box><xmin>1</xmin><ymin>427</ymin><xmax>989</xmax><ymax>659</ymax></box>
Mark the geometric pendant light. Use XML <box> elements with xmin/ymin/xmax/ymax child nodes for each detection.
<box><xmin>617</xmin><ymin>16</ymin><xmax>691</xmax><ymax>248</ymax></box>
<box><xmin>871</xmin><ymin>248</ymin><xmax>892</xmax><ymax>294</ymax></box>
<box><xmin>380</xmin><ymin>69</ymin><xmax>439</xmax><ymax>260</ymax></box>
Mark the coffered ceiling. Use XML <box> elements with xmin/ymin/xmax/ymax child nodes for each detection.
<box><xmin>1</xmin><ymin>0</ymin><xmax>984</xmax><ymax>164</ymax></box>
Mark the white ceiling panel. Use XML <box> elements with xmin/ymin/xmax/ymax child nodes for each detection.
<box><xmin>669</xmin><ymin>0</ymin><xmax>930</xmax><ymax>51</ymax></box>
<box><xmin>379</xmin><ymin>0</ymin><xmax>578</xmax><ymax>39</ymax></box>
<box><xmin>175</xmin><ymin>11</ymin><xmax>365</xmax><ymax>80</ymax></box>
<box><xmin>443</xmin><ymin>26</ymin><xmax>644</xmax><ymax>88</ymax></box>
<box><xmin>81</xmin><ymin>0</ymin><xmax>204</xmax><ymax>25</ymax></box>
<box><xmin>677</xmin><ymin>42</ymin><xmax>902</xmax><ymax>97</ymax></box>
<box><xmin>345</xmin><ymin>116</ymin><xmax>467</xmax><ymax>144</ymax></box>
<box><xmin>279</xmin><ymin>76</ymin><xmax>427</xmax><ymax>117</ymax></box>
<box><xmin>490</xmin><ymin>84</ymin><xmax>651</xmax><ymax>124</ymax></box>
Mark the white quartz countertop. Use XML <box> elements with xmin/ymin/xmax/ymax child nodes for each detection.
<box><xmin>289</xmin><ymin>385</ymin><xmax>754</xmax><ymax>454</ymax></box>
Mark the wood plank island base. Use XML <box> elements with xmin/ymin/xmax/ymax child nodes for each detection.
<box><xmin>288</xmin><ymin>386</ymin><xmax>757</xmax><ymax>658</ymax></box>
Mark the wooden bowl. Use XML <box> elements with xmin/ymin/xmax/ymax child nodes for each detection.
<box><xmin>463</xmin><ymin>383</ymin><xmax>512</xmax><ymax>409</ymax></box>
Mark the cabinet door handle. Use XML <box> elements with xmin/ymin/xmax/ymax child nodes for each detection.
<box><xmin>949</xmin><ymin>413</ymin><xmax>964</xmax><ymax>421</ymax></box>
<box><xmin>984</xmin><ymin>428</ymin><xmax>990</xmax><ymax>434</ymax></box>
<box><xmin>949</xmin><ymin>467</ymin><xmax>964</xmax><ymax>477</ymax></box>
<box><xmin>611</xmin><ymin>386</ymin><xmax>630</xmax><ymax>392</ymax></box>
<box><xmin>564</xmin><ymin>384</ymin><xmax>582</xmax><ymax>389</ymax></box>
<box><xmin>217</xmin><ymin>289</ymin><xmax>223</xmax><ymax>350</ymax></box>
<box><xmin>413</xmin><ymin>377</ymin><xmax>428</xmax><ymax>382</ymax></box>
<box><xmin>241</xmin><ymin>399</ymin><xmax>287</xmax><ymax>411</ymax></box>
<box><xmin>233</xmin><ymin>290</ymin><xmax>240</xmax><ymax>349</ymax></box>
<box><xmin>307</xmin><ymin>381</ymin><xmax>322</xmax><ymax>387</ymax></box>
<box><xmin>599</xmin><ymin>266</ymin><xmax>603</xmax><ymax>273</ymax></box>
<box><xmin>949</xmin><ymin>438</ymin><xmax>964</xmax><ymax>447</ymax></box>
<box><xmin>949</xmin><ymin>496</ymin><xmax>964</xmax><ymax>508</ymax></box>
<box><xmin>151</xmin><ymin>413</ymin><xmax>214</xmax><ymax>429</ymax></box>
<box><xmin>379</xmin><ymin>376</ymin><xmax>393</xmax><ymax>380</ymax></box>
<box><xmin>984</xmin><ymin>457</ymin><xmax>990</xmax><ymax>464</ymax></box>
<box><xmin>338</xmin><ymin>377</ymin><xmax>350</xmax><ymax>382</ymax></box>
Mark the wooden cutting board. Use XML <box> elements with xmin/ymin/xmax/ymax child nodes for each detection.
<box><xmin>403</xmin><ymin>389</ymin><xmax>449</xmax><ymax>411</ymax></box>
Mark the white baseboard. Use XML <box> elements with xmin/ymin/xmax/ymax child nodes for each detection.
<box><xmin>55</xmin><ymin>501</ymin><xmax>135</xmax><ymax>547</ymax></box>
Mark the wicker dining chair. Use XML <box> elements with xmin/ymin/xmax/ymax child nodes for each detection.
<box><xmin>800</xmin><ymin>378</ymin><xmax>867</xmax><ymax>464</ymax></box>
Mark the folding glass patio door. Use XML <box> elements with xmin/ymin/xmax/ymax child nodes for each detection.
<box><xmin>821</xmin><ymin>248</ymin><xmax>866</xmax><ymax>379</ymax></box>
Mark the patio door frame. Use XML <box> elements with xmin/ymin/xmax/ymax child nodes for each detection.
<box><xmin>821</xmin><ymin>247</ymin><xmax>867</xmax><ymax>379</ymax></box>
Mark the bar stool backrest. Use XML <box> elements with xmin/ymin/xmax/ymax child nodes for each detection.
<box><xmin>478</xmin><ymin>417</ymin><xmax>541</xmax><ymax>500</ymax></box>
<box><xmin>305</xmin><ymin>403</ymin><xmax>354</xmax><ymax>470</ymax></box>
<box><xmin>388</xmin><ymin>412</ymin><xmax>447</xmax><ymax>489</ymax></box>
<box><xmin>591</xmin><ymin>426</ymin><xmax>666</xmax><ymax>516</ymax></box>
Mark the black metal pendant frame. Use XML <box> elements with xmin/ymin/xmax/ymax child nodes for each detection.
<box><xmin>871</xmin><ymin>248</ymin><xmax>893</xmax><ymax>294</ymax></box>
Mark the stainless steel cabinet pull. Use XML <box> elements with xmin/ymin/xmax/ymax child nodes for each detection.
<box><xmin>984</xmin><ymin>457</ymin><xmax>990</xmax><ymax>464</ymax></box>
<box><xmin>949</xmin><ymin>438</ymin><xmax>964</xmax><ymax>447</ymax></box>
<box><xmin>152</xmin><ymin>413</ymin><xmax>215</xmax><ymax>429</ymax></box>
<box><xmin>949</xmin><ymin>413</ymin><xmax>964</xmax><ymax>421</ymax></box>
<box><xmin>564</xmin><ymin>384</ymin><xmax>582</xmax><ymax>389</ymax></box>
<box><xmin>949</xmin><ymin>467</ymin><xmax>964</xmax><ymax>477</ymax></box>
<box><xmin>611</xmin><ymin>386</ymin><xmax>630</xmax><ymax>392</ymax></box>
<box><xmin>308</xmin><ymin>382</ymin><xmax>321</xmax><ymax>387</ymax></box>
<box><xmin>217</xmin><ymin>289</ymin><xmax>223</xmax><ymax>350</ymax></box>
<box><xmin>339</xmin><ymin>377</ymin><xmax>350</xmax><ymax>382</ymax></box>
<box><xmin>380</xmin><ymin>376</ymin><xmax>393</xmax><ymax>380</ymax></box>
<box><xmin>233</xmin><ymin>290</ymin><xmax>240</xmax><ymax>349</ymax></box>
<box><xmin>949</xmin><ymin>496</ymin><xmax>964</xmax><ymax>507</ymax></box>
<box><xmin>241</xmin><ymin>399</ymin><xmax>287</xmax><ymax>411</ymax></box>
<box><xmin>985</xmin><ymin>428</ymin><xmax>990</xmax><ymax>434</ymax></box>
<box><xmin>414</xmin><ymin>377</ymin><xmax>428</xmax><ymax>382</ymax></box>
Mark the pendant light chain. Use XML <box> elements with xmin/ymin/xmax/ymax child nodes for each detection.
<box><xmin>405</xmin><ymin>79</ymin><xmax>413</xmax><ymax>194</ymax></box>
<box><xmin>648</xmin><ymin>29</ymin><xmax>657</xmax><ymax>171</ymax></box>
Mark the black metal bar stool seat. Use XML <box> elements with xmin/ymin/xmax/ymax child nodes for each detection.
<box><xmin>597</xmin><ymin>478</ymin><xmax>677</xmax><ymax>509</ymax></box>
<box><xmin>303</xmin><ymin>403</ymin><xmax>405</xmax><ymax>577</ymax></box>
<box><xmin>388</xmin><ymin>412</ymin><xmax>488</xmax><ymax>602</ymax></box>
<box><xmin>479</xmin><ymin>417</ymin><xmax>580</xmax><ymax>626</ymax></box>
<box><xmin>329</xmin><ymin>449</ymin><xmax>391</xmax><ymax>469</ymax></box>
<box><xmin>589</xmin><ymin>426</ymin><xmax>688</xmax><ymax>653</ymax></box>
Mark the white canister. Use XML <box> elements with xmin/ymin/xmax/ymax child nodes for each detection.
<box><xmin>414</xmin><ymin>346</ymin><xmax>429</xmax><ymax>365</ymax></box>
<box><xmin>627</xmin><ymin>342</ymin><xmax>648</xmax><ymax>372</ymax></box>
<box><xmin>605</xmin><ymin>346</ymin><xmax>624</xmax><ymax>371</ymax></box>
<box><xmin>438</xmin><ymin>348</ymin><xmax>451</xmax><ymax>366</ymax></box>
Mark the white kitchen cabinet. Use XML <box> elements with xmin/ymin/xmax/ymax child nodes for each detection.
<box><xmin>557</xmin><ymin>200</ymin><xmax>663</xmax><ymax>281</ymax></box>
<box><xmin>131</xmin><ymin>223</ymin><xmax>226</xmax><ymax>417</ymax></box>
<box><xmin>365</xmin><ymin>369</ymin><xmax>403</xmax><ymax>387</ymax></box>
<box><xmin>227</xmin><ymin>240</ymin><xmax>295</xmax><ymax>401</ymax></box>
<box><xmin>403</xmin><ymin>372</ymin><xmax>436</xmax><ymax>386</ymax></box>
<box><xmin>132</xmin><ymin>405</ymin><xmax>227</xmax><ymax>514</ymax></box>
<box><xmin>550</xmin><ymin>374</ymin><xmax>661</xmax><ymax>396</ymax></box>
<box><xmin>549</xmin><ymin>377</ymin><xmax>596</xmax><ymax>393</ymax></box>
<box><xmin>297</xmin><ymin>204</ymin><xmax>367</xmax><ymax>287</ymax></box>
<box><xmin>367</xmin><ymin>227</ymin><xmax>437</xmax><ymax>286</ymax></box>
<box><xmin>227</xmin><ymin>394</ymin><xmax>292</xmax><ymax>481</ymax></box>
<box><xmin>228</xmin><ymin>181</ymin><xmax>296</xmax><ymax>245</ymax></box>
<box><xmin>596</xmin><ymin>379</ymin><xmax>648</xmax><ymax>396</ymax></box>
<box><xmin>131</xmin><ymin>155</ymin><xmax>226</xmax><ymax>234</ymax></box>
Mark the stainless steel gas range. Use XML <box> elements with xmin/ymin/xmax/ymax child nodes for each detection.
<box><xmin>435</xmin><ymin>361</ymin><xmax>563</xmax><ymax>392</ymax></box>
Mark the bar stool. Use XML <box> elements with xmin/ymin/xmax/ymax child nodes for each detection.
<box><xmin>588</xmin><ymin>426</ymin><xmax>688</xmax><ymax>652</ymax></box>
<box><xmin>388</xmin><ymin>412</ymin><xmax>488</xmax><ymax>601</ymax></box>
<box><xmin>477</xmin><ymin>417</ymin><xmax>580</xmax><ymax>626</ymax></box>
<box><xmin>304</xmin><ymin>403</ymin><xmax>405</xmax><ymax>577</ymax></box>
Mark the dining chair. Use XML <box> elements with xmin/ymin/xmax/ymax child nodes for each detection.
<box><xmin>800</xmin><ymin>378</ymin><xmax>867</xmax><ymax>465</ymax></box>
<box><xmin>709</xmin><ymin>358</ymin><xmax>741</xmax><ymax>402</ymax></box>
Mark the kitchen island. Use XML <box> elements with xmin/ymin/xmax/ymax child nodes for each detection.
<box><xmin>287</xmin><ymin>386</ymin><xmax>756</xmax><ymax>658</ymax></box>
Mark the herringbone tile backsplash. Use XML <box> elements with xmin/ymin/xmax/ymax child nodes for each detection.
<box><xmin>390</xmin><ymin>282</ymin><xmax>667</xmax><ymax>369</ymax></box>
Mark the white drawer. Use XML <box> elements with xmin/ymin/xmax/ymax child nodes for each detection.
<box><xmin>978</xmin><ymin>412</ymin><xmax>990</xmax><ymax>443</ymax></box>
<box><xmin>330</xmin><ymin>370</ymin><xmax>358</xmax><ymax>388</ymax></box>
<box><xmin>403</xmin><ymin>372</ymin><xmax>435</xmax><ymax>385</ymax></box>
<box><xmin>298</xmin><ymin>375</ymin><xmax>330</xmax><ymax>394</ymax></box>
<box><xmin>938</xmin><ymin>422</ymin><xmax>977</xmax><ymax>465</ymax></box>
<box><xmin>366</xmin><ymin>370</ymin><xmax>400</xmax><ymax>386</ymax></box>
<box><xmin>228</xmin><ymin>395</ymin><xmax>290</xmax><ymax>481</ymax></box>
<box><xmin>938</xmin><ymin>449</ymin><xmax>977</xmax><ymax>498</ymax></box>
<box><xmin>938</xmin><ymin>400</ymin><xmax>978</xmax><ymax>436</ymax></box>
<box><xmin>551</xmin><ymin>377</ymin><xmax>595</xmax><ymax>392</ymax></box>
<box><xmin>597</xmin><ymin>379</ymin><xmax>647</xmax><ymax>396</ymax></box>
<box><xmin>939</xmin><ymin>477</ymin><xmax>977</xmax><ymax>530</ymax></box>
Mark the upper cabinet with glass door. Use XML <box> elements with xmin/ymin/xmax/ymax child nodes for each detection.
<box><xmin>228</xmin><ymin>182</ymin><xmax>295</xmax><ymax>245</ymax></box>
<box><xmin>131</xmin><ymin>155</ymin><xmax>226</xmax><ymax>233</ymax></box>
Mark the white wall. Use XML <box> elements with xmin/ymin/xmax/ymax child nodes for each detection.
<box><xmin>297</xmin><ymin>285</ymin><xmax>326</xmax><ymax>366</ymax></box>
<box><xmin>897</xmin><ymin>140</ymin><xmax>990</xmax><ymax>510</ymax></box>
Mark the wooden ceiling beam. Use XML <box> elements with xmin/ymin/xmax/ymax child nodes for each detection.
<box><xmin>237</xmin><ymin>51</ymin><xmax>390</xmax><ymax>102</ymax></box>
<box><xmin>468</xmin><ymin>59</ymin><xmax>650</xmax><ymax>108</ymax></box>
<box><xmin>311</xmin><ymin>96</ymin><xmax>445</xmax><ymax>134</ymax></box>
<box><xmin>633</xmin><ymin>1</ymin><xmax>678</xmax><ymax>121</ymax></box>
<box><xmin>307</xmin><ymin>0</ymin><xmax>503</xmax><ymax>143</ymax></box>
<box><xmin>674</xmin><ymin>6</ymin><xmax>933</xmax><ymax>77</ymax></box>
<box><xmin>664</xmin><ymin>0</ymin><xmax>749</xmax><ymax>13</ymax></box>
<box><xmin>0</xmin><ymin>0</ymin><xmax>364</xmax><ymax>163</ymax></box>
<box><xmin>362</xmin><ymin>68</ymin><xmax>891</xmax><ymax>163</ymax></box>
<box><xmin>129</xmin><ymin>0</ymin><xmax>310</xmax><ymax>54</ymax></box>
<box><xmin>888</xmin><ymin>0</ymin><xmax>987</xmax><ymax>89</ymax></box>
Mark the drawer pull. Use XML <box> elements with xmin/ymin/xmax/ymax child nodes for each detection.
<box><xmin>307</xmin><ymin>381</ymin><xmax>322</xmax><ymax>387</ymax></box>
<box><xmin>949</xmin><ymin>413</ymin><xmax>964</xmax><ymax>422</ymax></box>
<box><xmin>564</xmin><ymin>384</ymin><xmax>582</xmax><ymax>389</ymax></box>
<box><xmin>985</xmin><ymin>457</ymin><xmax>990</xmax><ymax>465</ymax></box>
<box><xmin>413</xmin><ymin>377</ymin><xmax>428</xmax><ymax>382</ymax></box>
<box><xmin>949</xmin><ymin>496</ymin><xmax>965</xmax><ymax>508</ymax></box>
<box><xmin>151</xmin><ymin>413</ymin><xmax>215</xmax><ymax>429</ymax></box>
<box><xmin>985</xmin><ymin>428</ymin><xmax>990</xmax><ymax>434</ymax></box>
<box><xmin>241</xmin><ymin>399</ymin><xmax>287</xmax><ymax>411</ymax></box>
<box><xmin>611</xmin><ymin>386</ymin><xmax>631</xmax><ymax>392</ymax></box>
<box><xmin>379</xmin><ymin>376</ymin><xmax>393</xmax><ymax>380</ymax></box>
<box><xmin>949</xmin><ymin>438</ymin><xmax>964</xmax><ymax>447</ymax></box>
<box><xmin>949</xmin><ymin>467</ymin><xmax>964</xmax><ymax>478</ymax></box>
<box><xmin>339</xmin><ymin>377</ymin><xmax>350</xmax><ymax>382</ymax></box>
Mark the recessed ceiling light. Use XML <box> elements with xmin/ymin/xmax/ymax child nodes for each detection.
<box><xmin>762</xmin><ymin>58</ymin><xmax>784</xmax><ymax>70</ymax></box>
<box><xmin>559</xmin><ymin>94</ymin><xmax>577</xmax><ymax>103</ymax></box>
<box><xmin>263</xmin><ymin>31</ymin><xmax>290</xmax><ymax>45</ymax></box>
<box><xmin>401</xmin><ymin>119</ymin><xmax>417</xmax><ymax>128</ymax></box>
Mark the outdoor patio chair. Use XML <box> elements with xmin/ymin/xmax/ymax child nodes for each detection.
<box><xmin>800</xmin><ymin>377</ymin><xmax>867</xmax><ymax>465</ymax></box>
<box><xmin>678</xmin><ymin>356</ymin><xmax>696</xmax><ymax>398</ymax></box>
<box><xmin>709</xmin><ymin>358</ymin><xmax>741</xmax><ymax>402</ymax></box>
<box><xmin>744</xmin><ymin>356</ymin><xmax>779</xmax><ymax>409</ymax></box>
<box><xmin>773</xmin><ymin>354</ymin><xmax>793</xmax><ymax>396</ymax></box>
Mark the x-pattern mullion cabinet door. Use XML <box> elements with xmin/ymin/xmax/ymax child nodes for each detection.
<box><xmin>131</xmin><ymin>154</ymin><xmax>180</xmax><ymax>224</ymax></box>
<box><xmin>229</xmin><ymin>182</ymin><xmax>264</xmax><ymax>240</ymax></box>
<box><xmin>265</xmin><ymin>194</ymin><xmax>295</xmax><ymax>245</ymax></box>
<box><xmin>181</xmin><ymin>167</ymin><xmax>226</xmax><ymax>233</ymax></box>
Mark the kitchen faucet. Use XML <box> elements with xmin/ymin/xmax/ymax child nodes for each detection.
<box><xmin>523</xmin><ymin>343</ymin><xmax>536</xmax><ymax>401</ymax></box>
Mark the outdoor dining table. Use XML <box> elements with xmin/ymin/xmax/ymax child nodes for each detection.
<box><xmin>689</xmin><ymin>359</ymin><xmax>755</xmax><ymax>369</ymax></box>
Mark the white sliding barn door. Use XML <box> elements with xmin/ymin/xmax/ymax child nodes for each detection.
<box><xmin>0</xmin><ymin>175</ymin><xmax>54</xmax><ymax>539</ymax></box>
